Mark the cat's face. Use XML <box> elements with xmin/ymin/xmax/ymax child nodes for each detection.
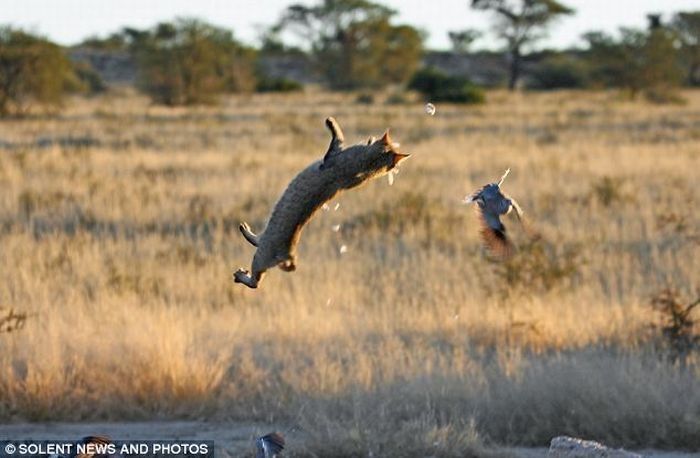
<box><xmin>363</xmin><ymin>131</ymin><xmax>410</xmax><ymax>176</ymax></box>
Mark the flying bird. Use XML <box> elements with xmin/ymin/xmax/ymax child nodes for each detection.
<box><xmin>255</xmin><ymin>432</ymin><xmax>285</xmax><ymax>458</ymax></box>
<box><xmin>464</xmin><ymin>168</ymin><xmax>536</xmax><ymax>258</ymax></box>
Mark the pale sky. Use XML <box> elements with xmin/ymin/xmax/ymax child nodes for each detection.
<box><xmin>3</xmin><ymin>0</ymin><xmax>699</xmax><ymax>50</ymax></box>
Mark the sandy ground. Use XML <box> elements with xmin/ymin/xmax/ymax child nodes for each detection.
<box><xmin>0</xmin><ymin>422</ymin><xmax>697</xmax><ymax>457</ymax></box>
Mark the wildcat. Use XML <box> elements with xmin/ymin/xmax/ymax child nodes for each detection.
<box><xmin>234</xmin><ymin>117</ymin><xmax>409</xmax><ymax>289</ymax></box>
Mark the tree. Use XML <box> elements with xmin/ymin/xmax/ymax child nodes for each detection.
<box><xmin>124</xmin><ymin>19</ymin><xmax>256</xmax><ymax>105</ymax></box>
<box><xmin>448</xmin><ymin>29</ymin><xmax>482</xmax><ymax>54</ymax></box>
<box><xmin>643</xmin><ymin>16</ymin><xmax>684</xmax><ymax>99</ymax></box>
<box><xmin>79</xmin><ymin>33</ymin><xmax>127</xmax><ymax>51</ymax></box>
<box><xmin>583</xmin><ymin>30</ymin><xmax>639</xmax><ymax>91</ymax></box>
<box><xmin>0</xmin><ymin>27</ymin><xmax>77</xmax><ymax>115</ymax></box>
<box><xmin>583</xmin><ymin>17</ymin><xmax>683</xmax><ymax>101</ymax></box>
<box><xmin>671</xmin><ymin>11</ymin><xmax>700</xmax><ymax>86</ymax></box>
<box><xmin>276</xmin><ymin>0</ymin><xmax>423</xmax><ymax>89</ymax></box>
<box><xmin>471</xmin><ymin>0</ymin><xmax>574</xmax><ymax>90</ymax></box>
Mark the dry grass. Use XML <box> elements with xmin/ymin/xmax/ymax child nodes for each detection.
<box><xmin>1</xmin><ymin>88</ymin><xmax>699</xmax><ymax>455</ymax></box>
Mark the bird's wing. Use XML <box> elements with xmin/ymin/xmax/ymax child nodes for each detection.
<box><xmin>475</xmin><ymin>206</ymin><xmax>513</xmax><ymax>259</ymax></box>
<box><xmin>506</xmin><ymin>195</ymin><xmax>541</xmax><ymax>241</ymax></box>
<box><xmin>464</xmin><ymin>186</ymin><xmax>485</xmax><ymax>204</ymax></box>
<box><xmin>508</xmin><ymin>196</ymin><xmax>524</xmax><ymax>220</ymax></box>
<box><xmin>255</xmin><ymin>438</ymin><xmax>265</xmax><ymax>458</ymax></box>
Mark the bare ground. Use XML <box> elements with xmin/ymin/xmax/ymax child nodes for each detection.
<box><xmin>0</xmin><ymin>422</ymin><xmax>697</xmax><ymax>457</ymax></box>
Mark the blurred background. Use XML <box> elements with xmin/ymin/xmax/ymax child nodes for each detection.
<box><xmin>0</xmin><ymin>1</ymin><xmax>699</xmax><ymax>457</ymax></box>
<box><xmin>1</xmin><ymin>0</ymin><xmax>700</xmax><ymax>108</ymax></box>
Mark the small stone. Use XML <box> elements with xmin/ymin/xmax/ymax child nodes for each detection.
<box><xmin>548</xmin><ymin>436</ymin><xmax>642</xmax><ymax>458</ymax></box>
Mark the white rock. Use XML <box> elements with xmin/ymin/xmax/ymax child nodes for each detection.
<box><xmin>548</xmin><ymin>436</ymin><xmax>642</xmax><ymax>458</ymax></box>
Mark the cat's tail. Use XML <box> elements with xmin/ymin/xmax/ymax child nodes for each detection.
<box><xmin>239</xmin><ymin>222</ymin><xmax>259</xmax><ymax>247</ymax></box>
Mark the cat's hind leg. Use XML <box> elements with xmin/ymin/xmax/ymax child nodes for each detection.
<box><xmin>233</xmin><ymin>268</ymin><xmax>265</xmax><ymax>289</ymax></box>
<box><xmin>278</xmin><ymin>256</ymin><xmax>296</xmax><ymax>272</ymax></box>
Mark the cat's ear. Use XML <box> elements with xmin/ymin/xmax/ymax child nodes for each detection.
<box><xmin>366</xmin><ymin>136</ymin><xmax>376</xmax><ymax>145</ymax></box>
<box><xmin>380</xmin><ymin>130</ymin><xmax>391</xmax><ymax>145</ymax></box>
<box><xmin>392</xmin><ymin>151</ymin><xmax>410</xmax><ymax>166</ymax></box>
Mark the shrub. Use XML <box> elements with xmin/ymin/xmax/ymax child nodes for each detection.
<box><xmin>492</xmin><ymin>240</ymin><xmax>582</xmax><ymax>296</ymax></box>
<box><xmin>355</xmin><ymin>92</ymin><xmax>375</xmax><ymax>104</ymax></box>
<box><xmin>255</xmin><ymin>76</ymin><xmax>302</xmax><ymax>93</ymax></box>
<box><xmin>0</xmin><ymin>26</ymin><xmax>77</xmax><ymax>115</ymax></box>
<box><xmin>408</xmin><ymin>67</ymin><xmax>485</xmax><ymax>104</ymax></box>
<box><xmin>0</xmin><ymin>307</ymin><xmax>27</xmax><ymax>333</ymax></box>
<box><xmin>528</xmin><ymin>54</ymin><xmax>589</xmax><ymax>90</ymax></box>
<box><xmin>650</xmin><ymin>288</ymin><xmax>700</xmax><ymax>367</ymax></box>
<box><xmin>589</xmin><ymin>176</ymin><xmax>629</xmax><ymax>207</ymax></box>
<box><xmin>384</xmin><ymin>91</ymin><xmax>409</xmax><ymax>105</ymax></box>
<box><xmin>71</xmin><ymin>61</ymin><xmax>107</xmax><ymax>95</ymax></box>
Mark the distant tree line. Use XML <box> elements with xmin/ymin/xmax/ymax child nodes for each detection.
<box><xmin>0</xmin><ymin>0</ymin><xmax>699</xmax><ymax>115</ymax></box>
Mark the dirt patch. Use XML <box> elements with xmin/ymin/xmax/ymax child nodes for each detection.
<box><xmin>0</xmin><ymin>423</ymin><xmax>697</xmax><ymax>457</ymax></box>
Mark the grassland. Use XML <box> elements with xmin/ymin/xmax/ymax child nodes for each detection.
<box><xmin>0</xmin><ymin>89</ymin><xmax>699</xmax><ymax>456</ymax></box>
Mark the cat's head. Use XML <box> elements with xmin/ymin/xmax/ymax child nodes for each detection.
<box><xmin>354</xmin><ymin>130</ymin><xmax>410</xmax><ymax>178</ymax></box>
<box><xmin>320</xmin><ymin>117</ymin><xmax>409</xmax><ymax>183</ymax></box>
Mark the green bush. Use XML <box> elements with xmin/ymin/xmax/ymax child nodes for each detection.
<box><xmin>0</xmin><ymin>26</ymin><xmax>77</xmax><ymax>115</ymax></box>
<box><xmin>255</xmin><ymin>76</ymin><xmax>302</xmax><ymax>93</ymax></box>
<box><xmin>528</xmin><ymin>54</ymin><xmax>589</xmax><ymax>90</ymax></box>
<box><xmin>408</xmin><ymin>67</ymin><xmax>485</xmax><ymax>104</ymax></box>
